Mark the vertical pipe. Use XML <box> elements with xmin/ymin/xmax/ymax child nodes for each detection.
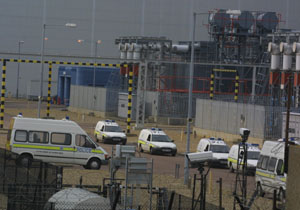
<box><xmin>184</xmin><ymin>11</ymin><xmax>196</xmax><ymax>185</ymax></box>
<box><xmin>38</xmin><ymin>23</ymin><xmax>46</xmax><ymax>118</ymax></box>
<box><xmin>234</xmin><ymin>72</ymin><xmax>239</xmax><ymax>102</ymax></box>
<box><xmin>284</xmin><ymin>75</ymin><xmax>292</xmax><ymax>173</ymax></box>
<box><xmin>210</xmin><ymin>71</ymin><xmax>214</xmax><ymax>99</ymax></box>
<box><xmin>93</xmin><ymin>42</ymin><xmax>97</xmax><ymax>110</ymax></box>
<box><xmin>91</xmin><ymin>0</ymin><xmax>96</xmax><ymax>57</ymax></box>
<box><xmin>16</xmin><ymin>42</ymin><xmax>21</xmax><ymax>99</ymax></box>
<box><xmin>46</xmin><ymin>62</ymin><xmax>52</xmax><ymax>118</ymax></box>
<box><xmin>251</xmin><ymin>67</ymin><xmax>257</xmax><ymax>102</ymax></box>
<box><xmin>0</xmin><ymin>59</ymin><xmax>7</xmax><ymax>128</ymax></box>
<box><xmin>127</xmin><ymin>64</ymin><xmax>133</xmax><ymax>134</ymax></box>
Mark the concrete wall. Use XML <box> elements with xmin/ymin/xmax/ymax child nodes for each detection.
<box><xmin>69</xmin><ymin>85</ymin><xmax>107</xmax><ymax>112</ymax></box>
<box><xmin>286</xmin><ymin>145</ymin><xmax>300</xmax><ymax>210</ymax></box>
<box><xmin>195</xmin><ymin>99</ymin><xmax>265</xmax><ymax>139</ymax></box>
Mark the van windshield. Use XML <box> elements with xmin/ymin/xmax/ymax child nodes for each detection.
<box><xmin>247</xmin><ymin>151</ymin><xmax>260</xmax><ymax>160</ymax></box>
<box><xmin>152</xmin><ymin>135</ymin><xmax>172</xmax><ymax>142</ymax></box>
<box><xmin>210</xmin><ymin>145</ymin><xmax>229</xmax><ymax>153</ymax></box>
<box><xmin>104</xmin><ymin>126</ymin><xmax>123</xmax><ymax>132</ymax></box>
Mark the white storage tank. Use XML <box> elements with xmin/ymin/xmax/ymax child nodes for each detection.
<box><xmin>268</xmin><ymin>42</ymin><xmax>280</xmax><ymax>70</ymax></box>
<box><xmin>280</xmin><ymin>42</ymin><xmax>293</xmax><ymax>70</ymax></box>
<box><xmin>293</xmin><ymin>42</ymin><xmax>300</xmax><ymax>71</ymax></box>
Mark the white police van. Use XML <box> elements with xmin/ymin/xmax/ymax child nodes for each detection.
<box><xmin>255</xmin><ymin>138</ymin><xmax>299</xmax><ymax>199</ymax></box>
<box><xmin>227</xmin><ymin>143</ymin><xmax>261</xmax><ymax>174</ymax></box>
<box><xmin>138</xmin><ymin>128</ymin><xmax>177</xmax><ymax>156</ymax></box>
<box><xmin>196</xmin><ymin>137</ymin><xmax>229</xmax><ymax>167</ymax></box>
<box><xmin>94</xmin><ymin>120</ymin><xmax>127</xmax><ymax>145</ymax></box>
<box><xmin>6</xmin><ymin>116</ymin><xmax>108</xmax><ymax>169</ymax></box>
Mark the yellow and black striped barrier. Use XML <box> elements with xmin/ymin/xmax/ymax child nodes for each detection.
<box><xmin>211</xmin><ymin>68</ymin><xmax>239</xmax><ymax>101</ymax></box>
<box><xmin>0</xmin><ymin>60</ymin><xmax>6</xmax><ymax>128</ymax></box>
<box><xmin>213</xmin><ymin>68</ymin><xmax>237</xmax><ymax>73</ymax></box>
<box><xmin>127</xmin><ymin>64</ymin><xmax>133</xmax><ymax>134</ymax></box>
<box><xmin>210</xmin><ymin>72</ymin><xmax>214</xmax><ymax>99</ymax></box>
<box><xmin>0</xmin><ymin>58</ymin><xmax>129</xmax><ymax>128</ymax></box>
<box><xmin>234</xmin><ymin>73</ymin><xmax>239</xmax><ymax>102</ymax></box>
<box><xmin>46</xmin><ymin>62</ymin><xmax>52</xmax><ymax>117</ymax></box>
<box><xmin>0</xmin><ymin>58</ymin><xmax>128</xmax><ymax>68</ymax></box>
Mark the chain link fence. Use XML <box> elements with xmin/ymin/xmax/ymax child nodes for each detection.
<box><xmin>0</xmin><ymin>148</ymin><xmax>59</xmax><ymax>210</ymax></box>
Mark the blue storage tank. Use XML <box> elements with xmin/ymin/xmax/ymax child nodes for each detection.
<box><xmin>57</xmin><ymin>66</ymin><xmax>120</xmax><ymax>105</ymax></box>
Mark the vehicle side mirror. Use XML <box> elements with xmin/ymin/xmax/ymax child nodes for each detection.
<box><xmin>171</xmin><ymin>140</ymin><xmax>174</xmax><ymax>142</ymax></box>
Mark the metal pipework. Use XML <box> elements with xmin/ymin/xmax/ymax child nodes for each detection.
<box><xmin>280</xmin><ymin>42</ymin><xmax>293</xmax><ymax>70</ymax></box>
<box><xmin>268</xmin><ymin>42</ymin><xmax>280</xmax><ymax>70</ymax></box>
<box><xmin>293</xmin><ymin>42</ymin><xmax>300</xmax><ymax>71</ymax></box>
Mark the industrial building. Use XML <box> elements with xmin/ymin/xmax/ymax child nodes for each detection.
<box><xmin>0</xmin><ymin>1</ymin><xmax>300</xmax><ymax>140</ymax></box>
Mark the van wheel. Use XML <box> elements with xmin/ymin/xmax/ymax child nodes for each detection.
<box><xmin>87</xmin><ymin>158</ymin><xmax>101</xmax><ymax>170</ymax></box>
<box><xmin>17</xmin><ymin>154</ymin><xmax>33</xmax><ymax>168</ymax></box>
<box><xmin>95</xmin><ymin>135</ymin><xmax>99</xmax><ymax>142</ymax></box>
<box><xmin>139</xmin><ymin>144</ymin><xmax>143</xmax><ymax>152</ymax></box>
<box><xmin>171</xmin><ymin>152</ymin><xmax>176</xmax><ymax>156</ymax></box>
<box><xmin>229</xmin><ymin>163</ymin><xmax>234</xmax><ymax>173</ymax></box>
<box><xmin>278</xmin><ymin>188</ymin><xmax>285</xmax><ymax>201</ymax></box>
<box><xmin>257</xmin><ymin>182</ymin><xmax>265</xmax><ymax>197</ymax></box>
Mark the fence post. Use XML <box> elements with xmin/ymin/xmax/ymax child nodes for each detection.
<box><xmin>191</xmin><ymin>174</ymin><xmax>196</xmax><ymax>210</ymax></box>
<box><xmin>3</xmin><ymin>149</ymin><xmax>7</xmax><ymax>192</ymax></box>
<box><xmin>167</xmin><ymin>191</ymin><xmax>175</xmax><ymax>210</ymax></box>
<box><xmin>178</xmin><ymin>194</ymin><xmax>181</xmax><ymax>210</ymax></box>
<box><xmin>273</xmin><ymin>190</ymin><xmax>278</xmax><ymax>210</ymax></box>
<box><xmin>216</xmin><ymin>178</ymin><xmax>223</xmax><ymax>210</ymax></box>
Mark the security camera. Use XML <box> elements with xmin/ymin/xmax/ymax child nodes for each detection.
<box><xmin>240</xmin><ymin>128</ymin><xmax>250</xmax><ymax>142</ymax></box>
<box><xmin>240</xmin><ymin>128</ymin><xmax>250</xmax><ymax>137</ymax></box>
<box><xmin>186</xmin><ymin>151</ymin><xmax>213</xmax><ymax>168</ymax></box>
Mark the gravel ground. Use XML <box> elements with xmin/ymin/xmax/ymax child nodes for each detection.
<box><xmin>0</xmin><ymin>98</ymin><xmax>278</xmax><ymax>210</ymax></box>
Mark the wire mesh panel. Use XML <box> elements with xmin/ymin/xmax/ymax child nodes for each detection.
<box><xmin>0</xmin><ymin>148</ymin><xmax>58</xmax><ymax>210</ymax></box>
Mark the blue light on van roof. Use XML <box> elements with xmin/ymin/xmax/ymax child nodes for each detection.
<box><xmin>209</xmin><ymin>137</ymin><xmax>215</xmax><ymax>140</ymax></box>
<box><xmin>105</xmin><ymin>120</ymin><xmax>109</xmax><ymax>122</ymax></box>
<box><xmin>290</xmin><ymin>137</ymin><xmax>295</xmax><ymax>141</ymax></box>
<box><xmin>112</xmin><ymin>120</ymin><xmax>115</xmax><ymax>122</ymax></box>
<box><xmin>151</xmin><ymin>128</ymin><xmax>156</xmax><ymax>130</ymax></box>
<box><xmin>65</xmin><ymin>116</ymin><xmax>69</xmax><ymax>120</ymax></box>
<box><xmin>158</xmin><ymin>128</ymin><xmax>162</xmax><ymax>131</ymax></box>
<box><xmin>217</xmin><ymin>138</ymin><xmax>223</xmax><ymax>140</ymax></box>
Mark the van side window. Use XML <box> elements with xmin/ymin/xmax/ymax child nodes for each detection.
<box><xmin>147</xmin><ymin>135</ymin><xmax>151</xmax><ymax>142</ymax></box>
<box><xmin>256</xmin><ymin>155</ymin><xmax>264</xmax><ymax>169</ymax></box>
<box><xmin>276</xmin><ymin>159</ymin><xmax>284</xmax><ymax>175</ymax></box>
<box><xmin>268</xmin><ymin>157</ymin><xmax>277</xmax><ymax>172</ymax></box>
<box><xmin>29</xmin><ymin>131</ymin><xmax>49</xmax><ymax>144</ymax></box>
<box><xmin>261</xmin><ymin>156</ymin><xmax>269</xmax><ymax>170</ymax></box>
<box><xmin>15</xmin><ymin>130</ymin><xmax>27</xmax><ymax>142</ymax></box>
<box><xmin>51</xmin><ymin>133</ymin><xmax>72</xmax><ymax>145</ymax></box>
<box><xmin>75</xmin><ymin>135</ymin><xmax>95</xmax><ymax>148</ymax></box>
